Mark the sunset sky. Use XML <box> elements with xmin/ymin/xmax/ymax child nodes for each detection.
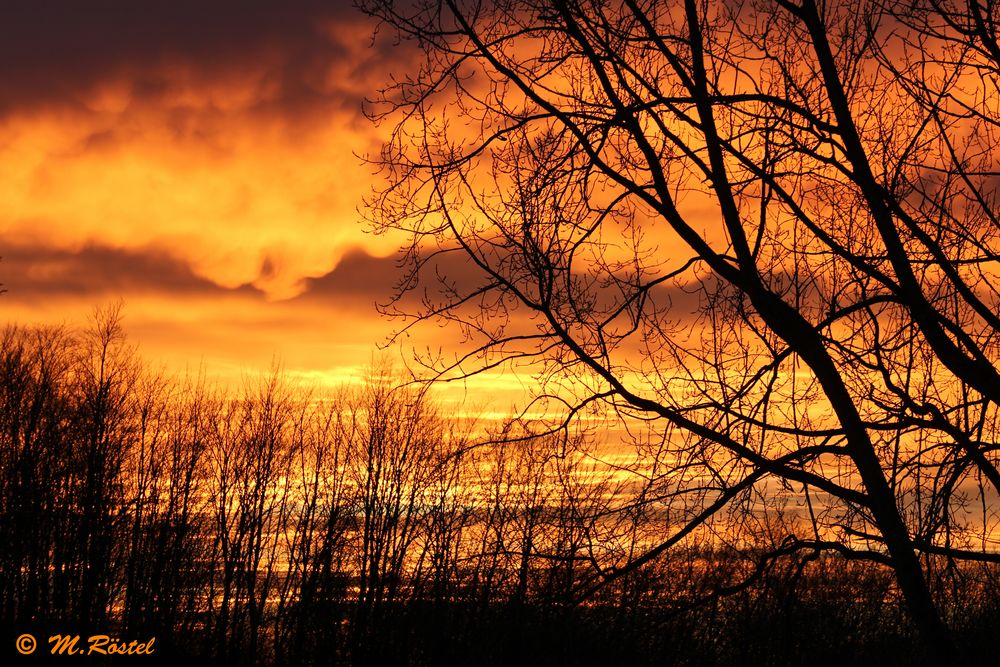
<box><xmin>0</xmin><ymin>1</ymin><xmax>511</xmax><ymax>395</ymax></box>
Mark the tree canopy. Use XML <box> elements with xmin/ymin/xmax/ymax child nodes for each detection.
<box><xmin>361</xmin><ymin>0</ymin><xmax>1000</xmax><ymax>656</ymax></box>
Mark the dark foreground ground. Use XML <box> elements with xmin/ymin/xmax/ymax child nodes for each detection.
<box><xmin>6</xmin><ymin>592</ymin><xmax>998</xmax><ymax>666</ymax></box>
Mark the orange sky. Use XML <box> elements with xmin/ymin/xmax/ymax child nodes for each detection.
<box><xmin>0</xmin><ymin>1</ymin><xmax>950</xmax><ymax>416</ymax></box>
<box><xmin>0</xmin><ymin>1</ymin><xmax>501</xmax><ymax>396</ymax></box>
<box><xmin>0</xmin><ymin>0</ymin><xmax>770</xmax><ymax>413</ymax></box>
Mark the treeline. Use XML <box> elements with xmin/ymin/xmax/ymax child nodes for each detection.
<box><xmin>0</xmin><ymin>311</ymin><xmax>997</xmax><ymax>665</ymax></box>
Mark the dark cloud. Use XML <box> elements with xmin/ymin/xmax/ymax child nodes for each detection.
<box><xmin>0</xmin><ymin>241</ymin><xmax>709</xmax><ymax>332</ymax></box>
<box><xmin>294</xmin><ymin>248</ymin><xmax>403</xmax><ymax>303</ymax></box>
<box><xmin>0</xmin><ymin>0</ymin><xmax>396</xmax><ymax>117</ymax></box>
<box><xmin>0</xmin><ymin>242</ymin><xmax>264</xmax><ymax>299</ymax></box>
<box><xmin>292</xmin><ymin>246</ymin><xmax>708</xmax><ymax>324</ymax></box>
<box><xmin>0</xmin><ymin>243</ymin><xmax>428</xmax><ymax>311</ymax></box>
<box><xmin>294</xmin><ymin>246</ymin><xmax>505</xmax><ymax>308</ymax></box>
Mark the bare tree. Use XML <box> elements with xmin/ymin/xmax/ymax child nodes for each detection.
<box><xmin>3</xmin><ymin>307</ymin><xmax>998</xmax><ymax>660</ymax></box>
<box><xmin>205</xmin><ymin>371</ymin><xmax>295</xmax><ymax>662</ymax></box>
<box><xmin>68</xmin><ymin>303</ymin><xmax>142</xmax><ymax>628</ymax></box>
<box><xmin>120</xmin><ymin>371</ymin><xmax>212</xmax><ymax>645</ymax></box>
<box><xmin>348</xmin><ymin>364</ymin><xmax>442</xmax><ymax>661</ymax></box>
<box><xmin>0</xmin><ymin>325</ymin><xmax>75</xmax><ymax>626</ymax></box>
<box><xmin>360</xmin><ymin>0</ymin><xmax>1000</xmax><ymax>656</ymax></box>
<box><xmin>273</xmin><ymin>391</ymin><xmax>355</xmax><ymax>664</ymax></box>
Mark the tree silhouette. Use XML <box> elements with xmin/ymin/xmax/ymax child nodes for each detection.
<box><xmin>360</xmin><ymin>0</ymin><xmax>1000</xmax><ymax>657</ymax></box>
<box><xmin>2</xmin><ymin>311</ymin><xmax>998</xmax><ymax>662</ymax></box>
